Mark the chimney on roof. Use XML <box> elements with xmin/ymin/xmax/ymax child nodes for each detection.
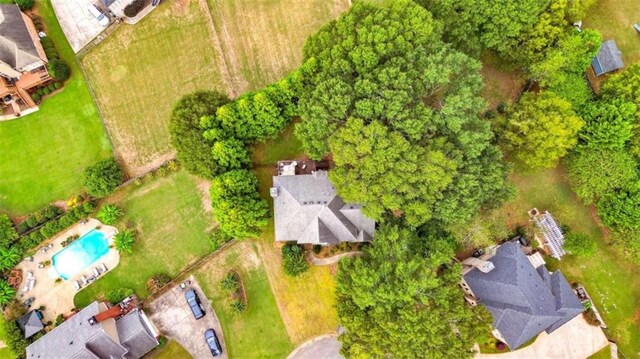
<box><xmin>464</xmin><ymin>257</ymin><xmax>495</xmax><ymax>273</ymax></box>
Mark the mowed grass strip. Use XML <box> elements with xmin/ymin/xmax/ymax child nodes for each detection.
<box><xmin>490</xmin><ymin>167</ymin><xmax>640</xmax><ymax>356</ymax></box>
<box><xmin>205</xmin><ymin>0</ymin><xmax>349</xmax><ymax>93</ymax></box>
<box><xmin>584</xmin><ymin>0</ymin><xmax>640</xmax><ymax>65</ymax></box>
<box><xmin>150</xmin><ymin>340</ymin><xmax>192</xmax><ymax>359</ymax></box>
<box><xmin>0</xmin><ymin>0</ymin><xmax>111</xmax><ymax>215</ymax></box>
<box><xmin>81</xmin><ymin>0</ymin><xmax>226</xmax><ymax>176</ymax></box>
<box><xmin>195</xmin><ymin>241</ymin><xmax>293</xmax><ymax>359</ymax></box>
<box><xmin>74</xmin><ymin>169</ymin><xmax>213</xmax><ymax>307</ymax></box>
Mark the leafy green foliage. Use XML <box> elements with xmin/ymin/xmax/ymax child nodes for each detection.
<box><xmin>114</xmin><ymin>229</ymin><xmax>136</xmax><ymax>254</ymax></box>
<box><xmin>296</xmin><ymin>0</ymin><xmax>511</xmax><ymax>227</ymax></box>
<box><xmin>211</xmin><ymin>137</ymin><xmax>251</xmax><ymax>171</ymax></box>
<box><xmin>502</xmin><ymin>92</ymin><xmax>583</xmax><ymax>169</ymax></box>
<box><xmin>169</xmin><ymin>91</ymin><xmax>229</xmax><ymax>179</ymax></box>
<box><xmin>578</xmin><ymin>100</ymin><xmax>636</xmax><ymax>150</ymax></box>
<box><xmin>3</xmin><ymin>318</ymin><xmax>28</xmax><ymax>357</ymax></box>
<box><xmin>210</xmin><ymin>170</ymin><xmax>268</xmax><ymax>239</ymax></box>
<box><xmin>565</xmin><ymin>149</ymin><xmax>637</xmax><ymax>204</ymax></box>
<box><xmin>0</xmin><ymin>279</ymin><xmax>16</xmax><ymax>305</ymax></box>
<box><xmin>336</xmin><ymin>225</ymin><xmax>490</xmax><ymax>358</ymax></box>
<box><xmin>15</xmin><ymin>0</ymin><xmax>34</xmax><ymax>10</ymax></box>
<box><xmin>82</xmin><ymin>159</ymin><xmax>124</xmax><ymax>198</ymax></box>
<box><xmin>546</xmin><ymin>73</ymin><xmax>592</xmax><ymax>110</ymax></box>
<box><xmin>564</xmin><ymin>232</ymin><xmax>596</xmax><ymax>258</ymax></box>
<box><xmin>97</xmin><ymin>204</ymin><xmax>124</xmax><ymax>225</ymax></box>
<box><xmin>146</xmin><ymin>273</ymin><xmax>171</xmax><ymax>293</ymax></box>
<box><xmin>209</xmin><ymin>227</ymin><xmax>232</xmax><ymax>251</ymax></box>
<box><xmin>281</xmin><ymin>243</ymin><xmax>308</xmax><ymax>277</ymax></box>
<box><xmin>230</xmin><ymin>299</ymin><xmax>246</xmax><ymax>314</ymax></box>
<box><xmin>597</xmin><ymin>183</ymin><xmax>640</xmax><ymax>230</ymax></box>
<box><xmin>46</xmin><ymin>59</ymin><xmax>70</xmax><ymax>82</ymax></box>
<box><xmin>220</xmin><ymin>272</ymin><xmax>240</xmax><ymax>291</ymax></box>
<box><xmin>601</xmin><ymin>63</ymin><xmax>640</xmax><ymax>107</ymax></box>
<box><xmin>0</xmin><ymin>214</ymin><xmax>18</xmax><ymax>249</ymax></box>
<box><xmin>0</xmin><ymin>247</ymin><xmax>22</xmax><ymax>271</ymax></box>
<box><xmin>106</xmin><ymin>287</ymin><xmax>134</xmax><ymax>304</ymax></box>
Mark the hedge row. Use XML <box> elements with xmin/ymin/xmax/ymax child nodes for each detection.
<box><xmin>15</xmin><ymin>205</ymin><xmax>62</xmax><ymax>234</ymax></box>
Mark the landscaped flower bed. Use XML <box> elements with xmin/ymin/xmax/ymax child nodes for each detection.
<box><xmin>220</xmin><ymin>271</ymin><xmax>246</xmax><ymax>314</ymax></box>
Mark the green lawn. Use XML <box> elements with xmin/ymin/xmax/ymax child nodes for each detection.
<box><xmin>74</xmin><ymin>170</ymin><xmax>213</xmax><ymax>307</ymax></box>
<box><xmin>490</xmin><ymin>166</ymin><xmax>640</xmax><ymax>356</ymax></box>
<box><xmin>195</xmin><ymin>241</ymin><xmax>293</xmax><ymax>359</ymax></box>
<box><xmin>0</xmin><ymin>0</ymin><xmax>111</xmax><ymax>215</ymax></box>
<box><xmin>584</xmin><ymin>0</ymin><xmax>640</xmax><ymax>65</ymax></box>
<box><xmin>151</xmin><ymin>340</ymin><xmax>191</xmax><ymax>359</ymax></box>
<box><xmin>0</xmin><ymin>315</ymin><xmax>17</xmax><ymax>359</ymax></box>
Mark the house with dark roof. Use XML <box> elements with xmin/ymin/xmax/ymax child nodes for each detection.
<box><xmin>270</xmin><ymin>161</ymin><xmax>375</xmax><ymax>245</ymax></box>
<box><xmin>0</xmin><ymin>4</ymin><xmax>51</xmax><ymax>120</ymax></box>
<box><xmin>592</xmin><ymin>40</ymin><xmax>624</xmax><ymax>76</ymax></box>
<box><xmin>26</xmin><ymin>300</ymin><xmax>159</xmax><ymax>359</ymax></box>
<box><xmin>17</xmin><ymin>310</ymin><xmax>44</xmax><ymax>339</ymax></box>
<box><xmin>460</xmin><ymin>241</ymin><xmax>584</xmax><ymax>350</ymax></box>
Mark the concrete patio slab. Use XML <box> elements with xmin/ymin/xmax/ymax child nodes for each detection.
<box><xmin>51</xmin><ymin>0</ymin><xmax>108</xmax><ymax>52</ymax></box>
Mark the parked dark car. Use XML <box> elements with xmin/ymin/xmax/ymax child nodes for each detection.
<box><xmin>205</xmin><ymin>328</ymin><xmax>222</xmax><ymax>356</ymax></box>
<box><xmin>185</xmin><ymin>289</ymin><xmax>205</xmax><ymax>319</ymax></box>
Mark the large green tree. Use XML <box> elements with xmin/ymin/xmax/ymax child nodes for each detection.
<box><xmin>578</xmin><ymin>100</ymin><xmax>636</xmax><ymax>150</ymax></box>
<box><xmin>597</xmin><ymin>183</ymin><xmax>640</xmax><ymax>231</ymax></box>
<box><xmin>0</xmin><ymin>214</ymin><xmax>18</xmax><ymax>249</ymax></box>
<box><xmin>296</xmin><ymin>0</ymin><xmax>511</xmax><ymax>227</ymax></box>
<box><xmin>336</xmin><ymin>225</ymin><xmax>490</xmax><ymax>358</ymax></box>
<box><xmin>82</xmin><ymin>159</ymin><xmax>124</xmax><ymax>198</ymax></box>
<box><xmin>565</xmin><ymin>149</ymin><xmax>637</xmax><ymax>204</ymax></box>
<box><xmin>502</xmin><ymin>92</ymin><xmax>583</xmax><ymax>169</ymax></box>
<box><xmin>169</xmin><ymin>91</ymin><xmax>230</xmax><ymax>179</ymax></box>
<box><xmin>210</xmin><ymin>170</ymin><xmax>268</xmax><ymax>239</ymax></box>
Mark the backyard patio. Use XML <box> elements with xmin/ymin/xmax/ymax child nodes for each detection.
<box><xmin>14</xmin><ymin>218</ymin><xmax>120</xmax><ymax>322</ymax></box>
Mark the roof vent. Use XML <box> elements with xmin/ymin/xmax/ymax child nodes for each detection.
<box><xmin>270</xmin><ymin>187</ymin><xmax>278</xmax><ymax>198</ymax></box>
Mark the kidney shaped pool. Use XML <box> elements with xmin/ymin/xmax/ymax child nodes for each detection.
<box><xmin>52</xmin><ymin>230</ymin><xmax>109</xmax><ymax>280</ymax></box>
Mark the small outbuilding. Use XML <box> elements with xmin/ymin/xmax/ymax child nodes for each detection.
<box><xmin>591</xmin><ymin>40</ymin><xmax>624</xmax><ymax>76</ymax></box>
<box><xmin>17</xmin><ymin>310</ymin><xmax>44</xmax><ymax>339</ymax></box>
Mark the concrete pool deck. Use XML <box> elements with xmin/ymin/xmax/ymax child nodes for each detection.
<box><xmin>15</xmin><ymin>218</ymin><xmax>120</xmax><ymax>322</ymax></box>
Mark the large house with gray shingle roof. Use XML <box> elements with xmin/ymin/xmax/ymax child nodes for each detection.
<box><xmin>460</xmin><ymin>241</ymin><xmax>584</xmax><ymax>350</ymax></box>
<box><xmin>271</xmin><ymin>161</ymin><xmax>375</xmax><ymax>245</ymax></box>
<box><xmin>26</xmin><ymin>301</ymin><xmax>159</xmax><ymax>359</ymax></box>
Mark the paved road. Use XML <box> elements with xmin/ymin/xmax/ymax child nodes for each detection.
<box><xmin>148</xmin><ymin>276</ymin><xmax>227</xmax><ymax>359</ymax></box>
<box><xmin>288</xmin><ymin>335</ymin><xmax>344</xmax><ymax>359</ymax></box>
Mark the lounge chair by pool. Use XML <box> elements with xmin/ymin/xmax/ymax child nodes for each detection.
<box><xmin>81</xmin><ymin>276</ymin><xmax>88</xmax><ymax>285</ymax></box>
<box><xmin>93</xmin><ymin>268</ymin><xmax>100</xmax><ymax>277</ymax></box>
<box><xmin>101</xmin><ymin>263</ymin><xmax>108</xmax><ymax>272</ymax></box>
<box><xmin>634</xmin><ymin>24</ymin><xmax>640</xmax><ymax>34</ymax></box>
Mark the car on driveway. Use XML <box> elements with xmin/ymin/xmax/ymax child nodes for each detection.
<box><xmin>205</xmin><ymin>329</ymin><xmax>222</xmax><ymax>356</ymax></box>
<box><xmin>185</xmin><ymin>289</ymin><xmax>205</xmax><ymax>319</ymax></box>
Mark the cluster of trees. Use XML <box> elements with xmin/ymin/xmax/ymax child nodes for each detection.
<box><xmin>296</xmin><ymin>0</ymin><xmax>512</xmax><ymax>228</ymax></box>
<box><xmin>170</xmin><ymin>76</ymin><xmax>301</xmax><ymax>239</ymax></box>
<box><xmin>563</xmin><ymin>64</ymin><xmax>640</xmax><ymax>260</ymax></box>
<box><xmin>281</xmin><ymin>243</ymin><xmax>309</xmax><ymax>276</ymax></box>
<box><xmin>82</xmin><ymin>158</ymin><xmax>124</xmax><ymax>198</ymax></box>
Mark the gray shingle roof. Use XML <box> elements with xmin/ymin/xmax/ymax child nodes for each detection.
<box><xmin>17</xmin><ymin>310</ymin><xmax>43</xmax><ymax>339</ymax></box>
<box><xmin>26</xmin><ymin>302</ymin><xmax>158</xmax><ymax>359</ymax></box>
<box><xmin>592</xmin><ymin>40</ymin><xmax>624</xmax><ymax>76</ymax></box>
<box><xmin>463</xmin><ymin>242</ymin><xmax>584</xmax><ymax>349</ymax></box>
<box><xmin>272</xmin><ymin>170</ymin><xmax>375</xmax><ymax>245</ymax></box>
<box><xmin>0</xmin><ymin>5</ymin><xmax>41</xmax><ymax>71</ymax></box>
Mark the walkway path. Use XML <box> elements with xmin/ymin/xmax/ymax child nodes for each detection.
<box><xmin>306</xmin><ymin>251</ymin><xmax>362</xmax><ymax>266</ymax></box>
<box><xmin>287</xmin><ymin>334</ymin><xmax>344</xmax><ymax>359</ymax></box>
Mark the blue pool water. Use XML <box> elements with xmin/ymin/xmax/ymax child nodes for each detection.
<box><xmin>52</xmin><ymin>230</ymin><xmax>109</xmax><ymax>280</ymax></box>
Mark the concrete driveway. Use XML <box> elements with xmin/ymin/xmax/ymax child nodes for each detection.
<box><xmin>51</xmin><ymin>0</ymin><xmax>108</xmax><ymax>52</ymax></box>
<box><xmin>288</xmin><ymin>335</ymin><xmax>344</xmax><ymax>359</ymax></box>
<box><xmin>147</xmin><ymin>276</ymin><xmax>227</xmax><ymax>359</ymax></box>
<box><xmin>476</xmin><ymin>316</ymin><xmax>609</xmax><ymax>359</ymax></box>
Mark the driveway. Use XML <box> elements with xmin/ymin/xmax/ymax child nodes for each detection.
<box><xmin>476</xmin><ymin>316</ymin><xmax>609</xmax><ymax>359</ymax></box>
<box><xmin>51</xmin><ymin>0</ymin><xmax>107</xmax><ymax>52</ymax></box>
<box><xmin>288</xmin><ymin>335</ymin><xmax>344</xmax><ymax>359</ymax></box>
<box><xmin>147</xmin><ymin>276</ymin><xmax>228</xmax><ymax>359</ymax></box>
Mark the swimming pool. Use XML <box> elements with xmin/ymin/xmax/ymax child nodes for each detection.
<box><xmin>52</xmin><ymin>230</ymin><xmax>109</xmax><ymax>280</ymax></box>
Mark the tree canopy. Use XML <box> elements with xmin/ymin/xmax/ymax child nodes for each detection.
<box><xmin>82</xmin><ymin>158</ymin><xmax>124</xmax><ymax>198</ymax></box>
<box><xmin>169</xmin><ymin>91</ymin><xmax>230</xmax><ymax>179</ymax></box>
<box><xmin>597</xmin><ymin>183</ymin><xmax>640</xmax><ymax>231</ymax></box>
<box><xmin>0</xmin><ymin>214</ymin><xmax>17</xmax><ymax>249</ymax></box>
<box><xmin>578</xmin><ymin>100</ymin><xmax>636</xmax><ymax>150</ymax></box>
<box><xmin>296</xmin><ymin>0</ymin><xmax>511</xmax><ymax>227</ymax></box>
<box><xmin>502</xmin><ymin>92</ymin><xmax>583</xmax><ymax>169</ymax></box>
<box><xmin>336</xmin><ymin>225</ymin><xmax>490</xmax><ymax>358</ymax></box>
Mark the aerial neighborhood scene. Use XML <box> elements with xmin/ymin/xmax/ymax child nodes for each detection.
<box><xmin>1</xmin><ymin>0</ymin><xmax>640</xmax><ymax>358</ymax></box>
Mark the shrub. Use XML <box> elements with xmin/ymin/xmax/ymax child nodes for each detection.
<box><xmin>16</xmin><ymin>221</ymin><xmax>29</xmax><ymax>234</ymax></box>
<box><xmin>155</xmin><ymin>166</ymin><xmax>167</xmax><ymax>177</ymax></box>
<box><xmin>124</xmin><ymin>0</ymin><xmax>147</xmax><ymax>17</ymax></box>
<box><xmin>106</xmin><ymin>288</ymin><xmax>134</xmax><ymax>304</ymax></box>
<box><xmin>166</xmin><ymin>160</ymin><xmax>179</xmax><ymax>171</ymax></box>
<box><xmin>54</xmin><ymin>82</ymin><xmax>62</xmax><ymax>89</ymax></box>
<box><xmin>26</xmin><ymin>216</ymin><xmax>38</xmax><ymax>228</ymax></box>
<box><xmin>0</xmin><ymin>214</ymin><xmax>18</xmax><ymax>248</ymax></box>
<box><xmin>134</xmin><ymin>177</ymin><xmax>142</xmax><ymax>186</ymax></box>
<box><xmin>564</xmin><ymin>232</ymin><xmax>597</xmax><ymax>258</ymax></box>
<box><xmin>281</xmin><ymin>243</ymin><xmax>309</xmax><ymax>276</ymax></box>
<box><xmin>583</xmin><ymin>308</ymin><xmax>600</xmax><ymax>326</ymax></box>
<box><xmin>42</xmin><ymin>87</ymin><xmax>51</xmax><ymax>95</ymax></box>
<box><xmin>46</xmin><ymin>59</ymin><xmax>71</xmax><ymax>82</ymax></box>
<box><xmin>54</xmin><ymin>314</ymin><xmax>64</xmax><ymax>326</ymax></box>
<box><xmin>82</xmin><ymin>158</ymin><xmax>124</xmax><ymax>197</ymax></box>
<box><xmin>47</xmin><ymin>83</ymin><xmax>56</xmax><ymax>92</ymax></box>
<box><xmin>97</xmin><ymin>204</ymin><xmax>124</xmax><ymax>225</ymax></box>
<box><xmin>312</xmin><ymin>245</ymin><xmax>322</xmax><ymax>254</ymax></box>
<box><xmin>32</xmin><ymin>93</ymin><xmax>41</xmax><ymax>102</ymax></box>
<box><xmin>209</xmin><ymin>228</ymin><xmax>232</xmax><ymax>251</ymax></box>
<box><xmin>16</xmin><ymin>0</ymin><xmax>34</xmax><ymax>10</ymax></box>
<box><xmin>36</xmin><ymin>88</ymin><xmax>44</xmax><ymax>96</ymax></box>
<box><xmin>230</xmin><ymin>299</ymin><xmax>246</xmax><ymax>314</ymax></box>
<box><xmin>40</xmin><ymin>37</ymin><xmax>54</xmax><ymax>47</ymax></box>
<box><xmin>0</xmin><ymin>279</ymin><xmax>16</xmax><ymax>305</ymax></box>
<box><xmin>4</xmin><ymin>319</ymin><xmax>29</xmax><ymax>355</ymax></box>
<box><xmin>146</xmin><ymin>273</ymin><xmax>171</xmax><ymax>293</ymax></box>
<box><xmin>114</xmin><ymin>229</ymin><xmax>136</xmax><ymax>254</ymax></box>
<box><xmin>220</xmin><ymin>272</ymin><xmax>239</xmax><ymax>292</ymax></box>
